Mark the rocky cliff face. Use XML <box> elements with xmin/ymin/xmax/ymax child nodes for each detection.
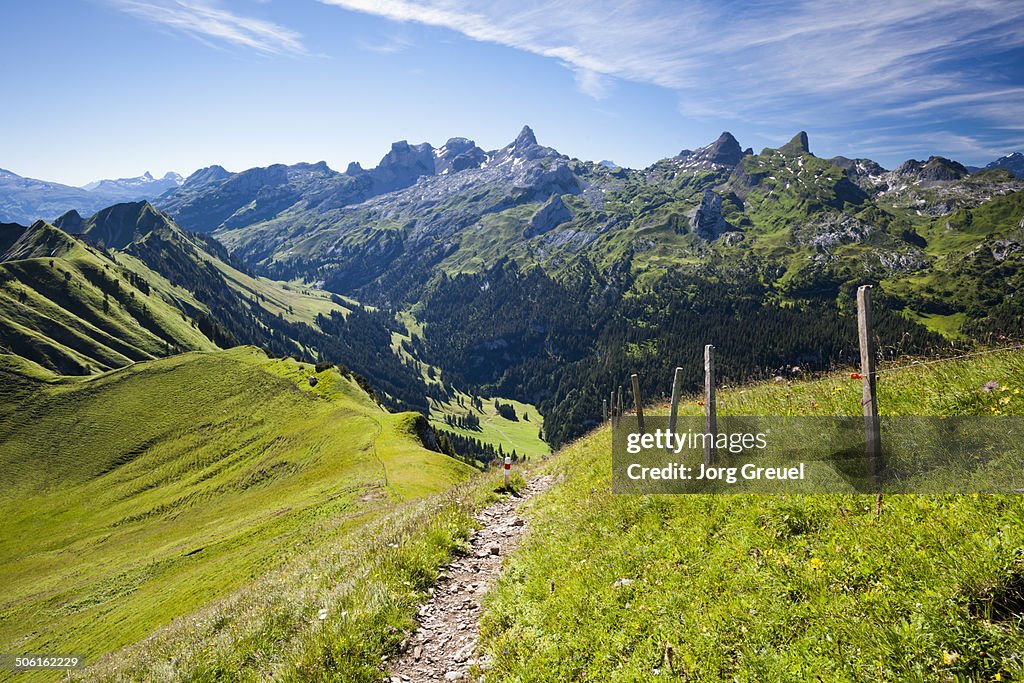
<box><xmin>778</xmin><ymin>131</ymin><xmax>811</xmax><ymax>156</ymax></box>
<box><xmin>373</xmin><ymin>141</ymin><xmax>437</xmax><ymax>194</ymax></box>
<box><xmin>687</xmin><ymin>189</ymin><xmax>730</xmax><ymax>239</ymax></box>
<box><xmin>674</xmin><ymin>131</ymin><xmax>746</xmax><ymax>171</ymax></box>
<box><xmin>893</xmin><ymin>156</ymin><xmax>968</xmax><ymax>184</ymax></box>
<box><xmin>525</xmin><ymin>194</ymin><xmax>572</xmax><ymax>237</ymax></box>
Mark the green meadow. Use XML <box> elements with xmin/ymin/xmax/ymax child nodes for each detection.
<box><xmin>428</xmin><ymin>392</ymin><xmax>551</xmax><ymax>461</ymax></box>
<box><xmin>479</xmin><ymin>348</ymin><xmax>1024</xmax><ymax>681</ymax></box>
<box><xmin>0</xmin><ymin>347</ymin><xmax>473</xmax><ymax>681</ymax></box>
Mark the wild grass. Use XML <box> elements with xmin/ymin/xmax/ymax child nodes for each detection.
<box><xmin>479</xmin><ymin>348</ymin><xmax>1024</xmax><ymax>682</ymax></box>
<box><xmin>82</xmin><ymin>468</ymin><xmax>519</xmax><ymax>682</ymax></box>
<box><xmin>0</xmin><ymin>347</ymin><xmax>475</xmax><ymax>682</ymax></box>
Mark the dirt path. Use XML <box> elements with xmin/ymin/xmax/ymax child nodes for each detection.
<box><xmin>388</xmin><ymin>475</ymin><xmax>555</xmax><ymax>682</ymax></box>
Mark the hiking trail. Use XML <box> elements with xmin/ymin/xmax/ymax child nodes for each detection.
<box><xmin>388</xmin><ymin>474</ymin><xmax>555</xmax><ymax>682</ymax></box>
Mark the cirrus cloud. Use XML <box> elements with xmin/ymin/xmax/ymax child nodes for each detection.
<box><xmin>112</xmin><ymin>0</ymin><xmax>307</xmax><ymax>55</ymax></box>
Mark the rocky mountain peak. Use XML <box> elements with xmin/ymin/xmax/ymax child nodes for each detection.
<box><xmin>183</xmin><ymin>165</ymin><xmax>230</xmax><ymax>187</ymax></box>
<box><xmin>514</xmin><ymin>125</ymin><xmax>538</xmax><ymax>149</ymax></box>
<box><xmin>983</xmin><ymin>151</ymin><xmax>1024</xmax><ymax>178</ymax></box>
<box><xmin>381</xmin><ymin>140</ymin><xmax>434</xmax><ymax>168</ymax></box>
<box><xmin>711</xmin><ymin>131</ymin><xmax>741</xmax><ymax>151</ymax></box>
<box><xmin>780</xmin><ymin>131</ymin><xmax>810</xmax><ymax>156</ymax></box>
<box><xmin>706</xmin><ymin>132</ymin><xmax>743</xmax><ymax>164</ymax></box>
<box><xmin>434</xmin><ymin>137</ymin><xmax>485</xmax><ymax>175</ymax></box>
<box><xmin>54</xmin><ymin>209</ymin><xmax>85</xmax><ymax>234</ymax></box>
<box><xmin>373</xmin><ymin>140</ymin><xmax>437</xmax><ymax>193</ymax></box>
<box><xmin>488</xmin><ymin>126</ymin><xmax>560</xmax><ymax>166</ymax></box>
<box><xmin>894</xmin><ymin>156</ymin><xmax>968</xmax><ymax>182</ymax></box>
<box><xmin>674</xmin><ymin>131</ymin><xmax>744</xmax><ymax>170</ymax></box>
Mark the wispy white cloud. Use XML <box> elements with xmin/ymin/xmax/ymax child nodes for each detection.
<box><xmin>318</xmin><ymin>0</ymin><xmax>1024</xmax><ymax>159</ymax></box>
<box><xmin>112</xmin><ymin>0</ymin><xmax>306</xmax><ymax>55</ymax></box>
<box><xmin>358</xmin><ymin>33</ymin><xmax>415</xmax><ymax>54</ymax></box>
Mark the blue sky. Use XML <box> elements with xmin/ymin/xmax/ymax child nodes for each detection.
<box><xmin>3</xmin><ymin>0</ymin><xmax>1023</xmax><ymax>185</ymax></box>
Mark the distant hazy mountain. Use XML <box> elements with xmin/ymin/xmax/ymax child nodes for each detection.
<box><xmin>81</xmin><ymin>171</ymin><xmax>183</xmax><ymax>199</ymax></box>
<box><xmin>0</xmin><ymin>168</ymin><xmax>182</xmax><ymax>225</ymax></box>
<box><xmin>0</xmin><ymin>168</ymin><xmax>114</xmax><ymax>224</ymax></box>
<box><xmin>982</xmin><ymin>152</ymin><xmax>1024</xmax><ymax>178</ymax></box>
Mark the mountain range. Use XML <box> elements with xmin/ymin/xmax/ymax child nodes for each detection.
<box><xmin>0</xmin><ymin>168</ymin><xmax>182</xmax><ymax>225</ymax></box>
<box><xmin>2</xmin><ymin>127</ymin><xmax>1023</xmax><ymax>445</ymax></box>
<box><xmin>82</xmin><ymin>170</ymin><xmax>183</xmax><ymax>198</ymax></box>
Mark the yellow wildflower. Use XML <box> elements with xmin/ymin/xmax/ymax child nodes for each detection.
<box><xmin>943</xmin><ymin>651</ymin><xmax>959</xmax><ymax>665</ymax></box>
<box><xmin>810</xmin><ymin>557</ymin><xmax>823</xmax><ymax>569</ymax></box>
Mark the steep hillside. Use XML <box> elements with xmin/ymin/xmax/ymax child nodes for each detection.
<box><xmin>480</xmin><ymin>348</ymin><xmax>1024</xmax><ymax>682</ymax></box>
<box><xmin>0</xmin><ymin>202</ymin><xmax>551</xmax><ymax>460</ymax></box>
<box><xmin>0</xmin><ymin>220</ymin><xmax>216</xmax><ymax>374</ymax></box>
<box><xmin>0</xmin><ymin>203</ymin><xmax>444</xmax><ymax>411</ymax></box>
<box><xmin>0</xmin><ymin>347</ymin><xmax>474</xmax><ymax>674</ymax></box>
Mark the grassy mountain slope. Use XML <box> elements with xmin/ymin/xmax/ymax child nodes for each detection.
<box><xmin>480</xmin><ymin>349</ymin><xmax>1024</xmax><ymax>681</ymax></box>
<box><xmin>75</xmin><ymin>201</ymin><xmax>349</xmax><ymax>330</ymax></box>
<box><xmin>0</xmin><ymin>203</ymin><xmax>551</xmax><ymax>460</ymax></box>
<box><xmin>0</xmin><ymin>346</ymin><xmax>474</xmax><ymax>676</ymax></box>
<box><xmin>0</xmin><ymin>221</ymin><xmax>216</xmax><ymax>374</ymax></box>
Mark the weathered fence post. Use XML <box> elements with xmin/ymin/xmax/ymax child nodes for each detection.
<box><xmin>631</xmin><ymin>373</ymin><xmax>645</xmax><ymax>432</ymax></box>
<box><xmin>610</xmin><ymin>389</ymin><xmax>617</xmax><ymax>426</ymax></box>
<box><xmin>704</xmin><ymin>345</ymin><xmax>717</xmax><ymax>465</ymax></box>
<box><xmin>667</xmin><ymin>366</ymin><xmax>683</xmax><ymax>452</ymax></box>
<box><xmin>857</xmin><ymin>285</ymin><xmax>883</xmax><ymax>481</ymax></box>
<box><xmin>617</xmin><ymin>385</ymin><xmax>624</xmax><ymax>426</ymax></box>
<box><xmin>503</xmin><ymin>454</ymin><xmax>511</xmax><ymax>488</ymax></box>
<box><xmin>603</xmin><ymin>398</ymin><xmax>609</xmax><ymax>423</ymax></box>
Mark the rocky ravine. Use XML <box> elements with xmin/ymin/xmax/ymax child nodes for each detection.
<box><xmin>388</xmin><ymin>475</ymin><xmax>555</xmax><ymax>683</ymax></box>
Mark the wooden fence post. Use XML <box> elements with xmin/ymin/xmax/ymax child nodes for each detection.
<box><xmin>617</xmin><ymin>385</ymin><xmax>623</xmax><ymax>426</ymax></box>
<box><xmin>668</xmin><ymin>367</ymin><xmax>683</xmax><ymax>450</ymax></box>
<box><xmin>603</xmin><ymin>398</ymin><xmax>609</xmax><ymax>423</ymax></box>
<box><xmin>631</xmin><ymin>373</ymin><xmax>645</xmax><ymax>432</ymax></box>
<box><xmin>857</xmin><ymin>285</ymin><xmax>882</xmax><ymax>480</ymax></box>
<box><xmin>704</xmin><ymin>345</ymin><xmax>717</xmax><ymax>465</ymax></box>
